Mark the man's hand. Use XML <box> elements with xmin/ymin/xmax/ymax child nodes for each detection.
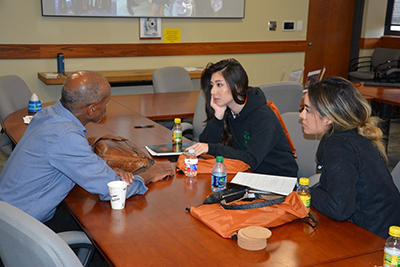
<box><xmin>140</xmin><ymin>163</ymin><xmax>174</xmax><ymax>185</ymax></box>
<box><xmin>114</xmin><ymin>168</ymin><xmax>134</xmax><ymax>184</ymax></box>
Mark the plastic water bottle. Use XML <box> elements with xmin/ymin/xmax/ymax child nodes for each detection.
<box><xmin>172</xmin><ymin>118</ymin><xmax>182</xmax><ymax>145</ymax></box>
<box><xmin>28</xmin><ymin>93</ymin><xmax>42</xmax><ymax>114</ymax></box>
<box><xmin>57</xmin><ymin>53</ymin><xmax>65</xmax><ymax>74</ymax></box>
<box><xmin>211</xmin><ymin>156</ymin><xmax>227</xmax><ymax>192</ymax></box>
<box><xmin>384</xmin><ymin>225</ymin><xmax>400</xmax><ymax>267</ymax></box>
<box><xmin>184</xmin><ymin>149</ymin><xmax>198</xmax><ymax>178</ymax></box>
<box><xmin>297</xmin><ymin>177</ymin><xmax>311</xmax><ymax>212</ymax></box>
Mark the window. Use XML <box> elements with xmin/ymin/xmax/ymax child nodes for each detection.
<box><xmin>385</xmin><ymin>0</ymin><xmax>400</xmax><ymax>35</ymax></box>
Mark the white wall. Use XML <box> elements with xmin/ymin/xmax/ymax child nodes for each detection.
<box><xmin>0</xmin><ymin>0</ymin><xmax>309</xmax><ymax>102</ymax></box>
<box><xmin>360</xmin><ymin>0</ymin><xmax>388</xmax><ymax>57</ymax></box>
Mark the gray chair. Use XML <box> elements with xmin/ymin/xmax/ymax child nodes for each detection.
<box><xmin>0</xmin><ymin>75</ymin><xmax>33</xmax><ymax>157</ymax></box>
<box><xmin>181</xmin><ymin>90</ymin><xmax>207</xmax><ymax>142</ymax></box>
<box><xmin>0</xmin><ymin>201</ymin><xmax>95</xmax><ymax>267</ymax></box>
<box><xmin>152</xmin><ymin>66</ymin><xmax>197</xmax><ymax>93</ymax></box>
<box><xmin>391</xmin><ymin>161</ymin><xmax>400</xmax><ymax>192</ymax></box>
<box><xmin>348</xmin><ymin>48</ymin><xmax>400</xmax><ymax>82</ymax></box>
<box><xmin>281</xmin><ymin>112</ymin><xmax>321</xmax><ymax>180</ymax></box>
<box><xmin>152</xmin><ymin>66</ymin><xmax>198</xmax><ymax>129</ymax></box>
<box><xmin>259</xmin><ymin>82</ymin><xmax>303</xmax><ymax>114</ymax></box>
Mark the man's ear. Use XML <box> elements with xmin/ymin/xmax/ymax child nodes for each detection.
<box><xmin>87</xmin><ymin>104</ymin><xmax>96</xmax><ymax>117</ymax></box>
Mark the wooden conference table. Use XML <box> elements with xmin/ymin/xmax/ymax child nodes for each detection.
<box><xmin>3</xmin><ymin>92</ymin><xmax>386</xmax><ymax>267</ymax></box>
<box><xmin>3</xmin><ymin>91</ymin><xmax>199</xmax><ymax>144</ymax></box>
<box><xmin>38</xmin><ymin>68</ymin><xmax>203</xmax><ymax>86</ymax></box>
<box><xmin>356</xmin><ymin>82</ymin><xmax>400</xmax><ymax>146</ymax></box>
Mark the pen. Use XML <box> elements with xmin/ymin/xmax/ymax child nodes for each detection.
<box><xmin>134</xmin><ymin>125</ymin><xmax>155</xmax><ymax>128</ymax></box>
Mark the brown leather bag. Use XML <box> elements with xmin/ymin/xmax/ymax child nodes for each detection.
<box><xmin>87</xmin><ymin>134</ymin><xmax>153</xmax><ymax>173</ymax></box>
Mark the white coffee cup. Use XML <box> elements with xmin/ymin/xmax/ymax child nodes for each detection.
<box><xmin>107</xmin><ymin>181</ymin><xmax>128</xmax><ymax>210</ymax></box>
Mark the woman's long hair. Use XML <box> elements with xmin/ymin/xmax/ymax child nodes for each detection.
<box><xmin>201</xmin><ymin>58</ymin><xmax>250</xmax><ymax>146</ymax></box>
<box><xmin>308</xmin><ymin>76</ymin><xmax>387</xmax><ymax>161</ymax></box>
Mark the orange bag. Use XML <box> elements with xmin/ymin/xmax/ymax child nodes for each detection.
<box><xmin>176</xmin><ymin>154</ymin><xmax>250</xmax><ymax>174</ymax></box>
<box><xmin>267</xmin><ymin>101</ymin><xmax>296</xmax><ymax>157</ymax></box>
<box><xmin>188</xmin><ymin>191</ymin><xmax>310</xmax><ymax>238</ymax></box>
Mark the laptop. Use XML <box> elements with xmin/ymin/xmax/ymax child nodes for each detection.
<box><xmin>303</xmin><ymin>69</ymin><xmax>322</xmax><ymax>92</ymax></box>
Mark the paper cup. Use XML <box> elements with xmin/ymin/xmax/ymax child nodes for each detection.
<box><xmin>107</xmin><ymin>181</ymin><xmax>128</xmax><ymax>210</ymax></box>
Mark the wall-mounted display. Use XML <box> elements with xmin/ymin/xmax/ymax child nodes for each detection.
<box><xmin>41</xmin><ymin>0</ymin><xmax>245</xmax><ymax>18</ymax></box>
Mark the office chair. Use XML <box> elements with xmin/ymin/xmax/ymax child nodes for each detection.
<box><xmin>0</xmin><ymin>75</ymin><xmax>33</xmax><ymax>157</ymax></box>
<box><xmin>0</xmin><ymin>201</ymin><xmax>95</xmax><ymax>267</ymax></box>
<box><xmin>259</xmin><ymin>82</ymin><xmax>303</xmax><ymax>114</ymax></box>
<box><xmin>281</xmin><ymin>112</ymin><xmax>321</xmax><ymax>181</ymax></box>
<box><xmin>391</xmin><ymin>161</ymin><xmax>400</xmax><ymax>191</ymax></box>
<box><xmin>152</xmin><ymin>66</ymin><xmax>197</xmax><ymax>93</ymax></box>
<box><xmin>152</xmin><ymin>66</ymin><xmax>198</xmax><ymax>129</ymax></box>
<box><xmin>348</xmin><ymin>48</ymin><xmax>400</xmax><ymax>82</ymax></box>
<box><xmin>181</xmin><ymin>90</ymin><xmax>207</xmax><ymax>142</ymax></box>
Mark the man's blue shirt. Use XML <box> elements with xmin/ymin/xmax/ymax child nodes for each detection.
<box><xmin>0</xmin><ymin>100</ymin><xmax>147</xmax><ymax>222</ymax></box>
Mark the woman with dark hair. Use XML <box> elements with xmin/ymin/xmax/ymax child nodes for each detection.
<box><xmin>188</xmin><ymin>58</ymin><xmax>298</xmax><ymax>177</ymax></box>
<box><xmin>301</xmin><ymin>76</ymin><xmax>400</xmax><ymax>238</ymax></box>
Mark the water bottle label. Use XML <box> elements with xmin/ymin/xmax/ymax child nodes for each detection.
<box><xmin>384</xmin><ymin>252</ymin><xmax>400</xmax><ymax>266</ymax></box>
<box><xmin>184</xmin><ymin>158</ymin><xmax>198</xmax><ymax>177</ymax></box>
<box><xmin>212</xmin><ymin>174</ymin><xmax>227</xmax><ymax>189</ymax></box>
<box><xmin>299</xmin><ymin>195</ymin><xmax>311</xmax><ymax>210</ymax></box>
<box><xmin>28</xmin><ymin>100</ymin><xmax>42</xmax><ymax>113</ymax></box>
<box><xmin>172</xmin><ymin>132</ymin><xmax>182</xmax><ymax>143</ymax></box>
<box><xmin>185</xmin><ymin>158</ymin><xmax>198</xmax><ymax>168</ymax></box>
<box><xmin>185</xmin><ymin>164</ymin><xmax>198</xmax><ymax>172</ymax></box>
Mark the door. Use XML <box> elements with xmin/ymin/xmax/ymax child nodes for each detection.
<box><xmin>305</xmin><ymin>0</ymin><xmax>356</xmax><ymax>80</ymax></box>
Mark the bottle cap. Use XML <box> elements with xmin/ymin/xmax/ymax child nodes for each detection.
<box><xmin>216</xmin><ymin>156</ymin><xmax>223</xmax><ymax>162</ymax></box>
<box><xmin>30</xmin><ymin>93</ymin><xmax>40</xmax><ymax>101</ymax></box>
<box><xmin>299</xmin><ymin>177</ymin><xmax>309</xmax><ymax>186</ymax></box>
<box><xmin>28</xmin><ymin>93</ymin><xmax>42</xmax><ymax>113</ymax></box>
<box><xmin>188</xmin><ymin>148</ymin><xmax>194</xmax><ymax>154</ymax></box>
<box><xmin>389</xmin><ymin>226</ymin><xmax>400</xmax><ymax>237</ymax></box>
<box><xmin>174</xmin><ymin>118</ymin><xmax>181</xmax><ymax>124</ymax></box>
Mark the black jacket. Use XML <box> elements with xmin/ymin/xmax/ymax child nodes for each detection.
<box><xmin>310</xmin><ymin>129</ymin><xmax>400</xmax><ymax>238</ymax></box>
<box><xmin>199</xmin><ymin>87</ymin><xmax>298</xmax><ymax>177</ymax></box>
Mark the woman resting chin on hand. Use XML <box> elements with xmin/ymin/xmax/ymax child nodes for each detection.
<box><xmin>187</xmin><ymin>58</ymin><xmax>298</xmax><ymax>177</ymax></box>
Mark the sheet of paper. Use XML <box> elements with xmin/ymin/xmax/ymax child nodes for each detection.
<box><xmin>23</xmin><ymin>116</ymin><xmax>33</xmax><ymax>124</ymax></box>
<box><xmin>288</xmin><ymin>68</ymin><xmax>304</xmax><ymax>82</ymax></box>
<box><xmin>231</xmin><ymin>172</ymin><xmax>297</xmax><ymax>196</ymax></box>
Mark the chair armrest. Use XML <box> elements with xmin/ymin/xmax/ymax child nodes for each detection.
<box><xmin>349</xmin><ymin>56</ymin><xmax>373</xmax><ymax>71</ymax></box>
<box><xmin>375</xmin><ymin>59</ymin><xmax>400</xmax><ymax>79</ymax></box>
<box><xmin>58</xmin><ymin>231</ymin><xmax>95</xmax><ymax>267</ymax></box>
<box><xmin>58</xmin><ymin>231</ymin><xmax>91</xmax><ymax>246</ymax></box>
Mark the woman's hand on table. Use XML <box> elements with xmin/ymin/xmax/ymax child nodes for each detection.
<box><xmin>187</xmin><ymin>142</ymin><xmax>209</xmax><ymax>157</ymax></box>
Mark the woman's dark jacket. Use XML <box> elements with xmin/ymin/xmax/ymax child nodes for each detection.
<box><xmin>199</xmin><ymin>87</ymin><xmax>298</xmax><ymax>177</ymax></box>
<box><xmin>310</xmin><ymin>129</ymin><xmax>400</xmax><ymax>238</ymax></box>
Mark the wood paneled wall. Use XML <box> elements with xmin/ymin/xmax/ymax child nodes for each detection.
<box><xmin>360</xmin><ymin>36</ymin><xmax>400</xmax><ymax>50</ymax></box>
<box><xmin>0</xmin><ymin>41</ymin><xmax>307</xmax><ymax>59</ymax></box>
<box><xmin>1</xmin><ymin>36</ymin><xmax>399</xmax><ymax>60</ymax></box>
